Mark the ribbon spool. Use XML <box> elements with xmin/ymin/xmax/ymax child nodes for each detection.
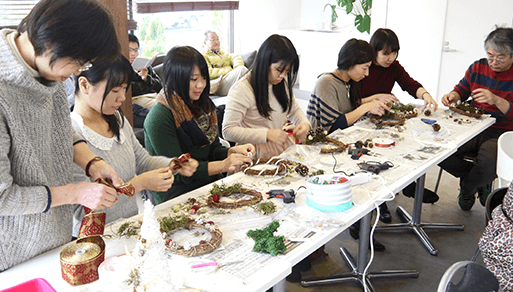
<box><xmin>60</xmin><ymin>210</ymin><xmax>106</xmax><ymax>286</ymax></box>
<box><xmin>373</xmin><ymin>138</ymin><xmax>395</xmax><ymax>148</ymax></box>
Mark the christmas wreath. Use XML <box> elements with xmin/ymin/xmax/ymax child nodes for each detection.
<box><xmin>163</xmin><ymin>217</ymin><xmax>223</xmax><ymax>257</ymax></box>
<box><xmin>206</xmin><ymin>183</ymin><xmax>263</xmax><ymax>209</ymax></box>
<box><xmin>304</xmin><ymin>127</ymin><xmax>348</xmax><ymax>153</ymax></box>
<box><xmin>449</xmin><ymin>101</ymin><xmax>484</xmax><ymax>118</ymax></box>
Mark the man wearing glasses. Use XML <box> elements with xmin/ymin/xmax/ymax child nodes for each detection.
<box><xmin>128</xmin><ymin>34</ymin><xmax>163</xmax><ymax>128</ymax></box>
<box><xmin>440</xmin><ymin>27</ymin><xmax>513</xmax><ymax>211</ymax></box>
<box><xmin>202</xmin><ymin>30</ymin><xmax>248</xmax><ymax>96</ymax></box>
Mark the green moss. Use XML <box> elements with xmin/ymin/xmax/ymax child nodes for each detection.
<box><xmin>159</xmin><ymin>214</ymin><xmax>190</xmax><ymax>232</ymax></box>
<box><xmin>210</xmin><ymin>183</ymin><xmax>242</xmax><ymax>196</ymax></box>
<box><xmin>253</xmin><ymin>201</ymin><xmax>277</xmax><ymax>215</ymax></box>
<box><xmin>455</xmin><ymin>103</ymin><xmax>479</xmax><ymax>113</ymax></box>
<box><xmin>309</xmin><ymin>169</ymin><xmax>325</xmax><ymax>177</ymax></box>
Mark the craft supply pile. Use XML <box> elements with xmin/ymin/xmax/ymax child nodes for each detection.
<box><xmin>61</xmin><ymin>102</ymin><xmax>490</xmax><ymax>291</ymax></box>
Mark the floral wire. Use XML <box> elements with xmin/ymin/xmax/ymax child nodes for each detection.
<box><xmin>331</xmin><ymin>152</ymin><xmax>348</xmax><ymax>175</ymax></box>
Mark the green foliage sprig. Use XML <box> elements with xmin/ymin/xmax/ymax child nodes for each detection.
<box><xmin>247</xmin><ymin>221</ymin><xmax>286</xmax><ymax>256</ymax></box>
<box><xmin>110</xmin><ymin>221</ymin><xmax>141</xmax><ymax>238</ymax></box>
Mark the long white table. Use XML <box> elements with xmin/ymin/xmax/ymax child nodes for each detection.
<box><xmin>0</xmin><ymin>107</ymin><xmax>495</xmax><ymax>292</ymax></box>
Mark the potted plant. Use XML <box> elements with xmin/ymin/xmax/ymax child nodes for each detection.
<box><xmin>328</xmin><ymin>0</ymin><xmax>372</xmax><ymax>34</ymax></box>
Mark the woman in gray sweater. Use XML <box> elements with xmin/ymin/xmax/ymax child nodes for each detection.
<box><xmin>0</xmin><ymin>0</ymin><xmax>125</xmax><ymax>271</ymax></box>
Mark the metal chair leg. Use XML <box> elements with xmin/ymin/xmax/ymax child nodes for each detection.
<box><xmin>376</xmin><ymin>175</ymin><xmax>464</xmax><ymax>256</ymax></box>
<box><xmin>434</xmin><ymin>167</ymin><xmax>444</xmax><ymax>193</ymax></box>
<box><xmin>471</xmin><ymin>247</ymin><xmax>481</xmax><ymax>262</ymax></box>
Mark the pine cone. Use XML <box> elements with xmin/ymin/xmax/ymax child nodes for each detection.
<box><xmin>295</xmin><ymin>164</ymin><xmax>309</xmax><ymax>176</ymax></box>
<box><xmin>433</xmin><ymin>123</ymin><xmax>441</xmax><ymax>132</ymax></box>
<box><xmin>315</xmin><ymin>127</ymin><xmax>325</xmax><ymax>136</ymax></box>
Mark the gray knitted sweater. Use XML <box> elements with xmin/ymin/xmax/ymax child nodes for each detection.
<box><xmin>71</xmin><ymin>112</ymin><xmax>172</xmax><ymax>237</ymax></box>
<box><xmin>0</xmin><ymin>29</ymin><xmax>76</xmax><ymax>271</ymax></box>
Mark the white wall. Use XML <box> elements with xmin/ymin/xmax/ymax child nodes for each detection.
<box><xmin>234</xmin><ymin>0</ymin><xmax>370</xmax><ymax>93</ymax></box>
<box><xmin>370</xmin><ymin>0</ymin><xmax>447</xmax><ymax>103</ymax></box>
<box><xmin>234</xmin><ymin>0</ymin><xmax>301</xmax><ymax>54</ymax></box>
<box><xmin>234</xmin><ymin>0</ymin><xmax>513</xmax><ymax>104</ymax></box>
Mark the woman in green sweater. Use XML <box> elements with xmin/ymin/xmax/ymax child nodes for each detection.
<box><xmin>144</xmin><ymin>46</ymin><xmax>255</xmax><ymax>204</ymax></box>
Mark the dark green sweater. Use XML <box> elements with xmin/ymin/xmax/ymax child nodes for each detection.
<box><xmin>144</xmin><ymin>102</ymin><xmax>229</xmax><ymax>204</ymax></box>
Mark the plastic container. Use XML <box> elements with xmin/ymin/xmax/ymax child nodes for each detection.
<box><xmin>306</xmin><ymin>174</ymin><xmax>353</xmax><ymax>212</ymax></box>
<box><xmin>1</xmin><ymin>278</ymin><xmax>56</xmax><ymax>292</ymax></box>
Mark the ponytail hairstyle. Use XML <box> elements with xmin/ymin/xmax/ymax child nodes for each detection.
<box><xmin>250</xmin><ymin>34</ymin><xmax>299</xmax><ymax>119</ymax></box>
<box><xmin>337</xmin><ymin>38</ymin><xmax>375</xmax><ymax>107</ymax></box>
<box><xmin>74</xmin><ymin>54</ymin><xmax>134</xmax><ymax>140</ymax></box>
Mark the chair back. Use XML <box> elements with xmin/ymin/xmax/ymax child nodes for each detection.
<box><xmin>485</xmin><ymin>187</ymin><xmax>508</xmax><ymax>223</ymax></box>
<box><xmin>497</xmin><ymin>131</ymin><xmax>513</xmax><ymax>188</ymax></box>
<box><xmin>437</xmin><ymin>261</ymin><xmax>500</xmax><ymax>292</ymax></box>
<box><xmin>151</xmin><ymin>54</ymin><xmax>166</xmax><ymax>67</ymax></box>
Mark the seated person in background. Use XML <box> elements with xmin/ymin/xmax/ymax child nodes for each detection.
<box><xmin>203</xmin><ymin>30</ymin><xmax>249</xmax><ymax>96</ymax></box>
<box><xmin>307</xmin><ymin>38</ymin><xmax>388</xmax><ymax>250</ymax></box>
<box><xmin>479</xmin><ymin>181</ymin><xmax>513</xmax><ymax>291</ymax></box>
<box><xmin>223</xmin><ymin>34</ymin><xmax>311</xmax><ymax>159</ymax></box>
<box><xmin>440</xmin><ymin>26</ymin><xmax>513</xmax><ymax>211</ymax></box>
<box><xmin>129</xmin><ymin>34</ymin><xmax>162</xmax><ymax>128</ymax></box>
<box><xmin>129</xmin><ymin>34</ymin><xmax>162</xmax><ymax>99</ymax></box>
<box><xmin>362</xmin><ymin>28</ymin><xmax>440</xmax><ymax>206</ymax></box>
<box><xmin>144</xmin><ymin>46</ymin><xmax>255</xmax><ymax>205</ymax></box>
<box><xmin>307</xmin><ymin>38</ymin><xmax>388</xmax><ymax>133</ymax></box>
<box><xmin>71</xmin><ymin>54</ymin><xmax>197</xmax><ymax>236</ymax></box>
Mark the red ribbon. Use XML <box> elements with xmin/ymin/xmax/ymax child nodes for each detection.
<box><xmin>284</xmin><ymin>129</ymin><xmax>299</xmax><ymax>144</ymax></box>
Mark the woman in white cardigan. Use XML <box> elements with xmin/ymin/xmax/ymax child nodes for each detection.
<box><xmin>222</xmin><ymin>34</ymin><xmax>311</xmax><ymax>159</ymax></box>
<box><xmin>71</xmin><ymin>54</ymin><xmax>197</xmax><ymax>236</ymax></box>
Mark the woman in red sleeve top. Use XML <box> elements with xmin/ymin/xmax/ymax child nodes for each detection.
<box><xmin>360</xmin><ymin>28</ymin><xmax>440</xmax><ymax>222</ymax></box>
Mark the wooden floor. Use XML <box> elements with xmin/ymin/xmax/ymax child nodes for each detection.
<box><xmin>286</xmin><ymin>166</ymin><xmax>489</xmax><ymax>292</ymax></box>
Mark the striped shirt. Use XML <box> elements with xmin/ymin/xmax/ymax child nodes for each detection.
<box><xmin>453</xmin><ymin>58</ymin><xmax>513</xmax><ymax>131</ymax></box>
<box><xmin>307</xmin><ymin>73</ymin><xmax>353</xmax><ymax>133</ymax></box>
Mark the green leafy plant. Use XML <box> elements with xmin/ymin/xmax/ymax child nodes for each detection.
<box><xmin>330</xmin><ymin>0</ymin><xmax>372</xmax><ymax>34</ymax></box>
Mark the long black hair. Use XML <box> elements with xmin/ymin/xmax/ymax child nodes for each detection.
<box><xmin>250</xmin><ymin>34</ymin><xmax>299</xmax><ymax>119</ymax></box>
<box><xmin>18</xmin><ymin>0</ymin><xmax>120</xmax><ymax>67</ymax></box>
<box><xmin>163</xmin><ymin>46</ymin><xmax>213</xmax><ymax>116</ymax></box>
<box><xmin>337</xmin><ymin>38</ymin><xmax>375</xmax><ymax>107</ymax></box>
<box><xmin>74</xmin><ymin>54</ymin><xmax>133</xmax><ymax>140</ymax></box>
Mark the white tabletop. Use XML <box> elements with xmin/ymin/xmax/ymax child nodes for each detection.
<box><xmin>0</xmin><ymin>106</ymin><xmax>495</xmax><ymax>292</ymax></box>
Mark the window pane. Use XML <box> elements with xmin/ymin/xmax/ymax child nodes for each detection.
<box><xmin>132</xmin><ymin>10</ymin><xmax>230</xmax><ymax>57</ymax></box>
<box><xmin>0</xmin><ymin>0</ymin><xmax>39</xmax><ymax>27</ymax></box>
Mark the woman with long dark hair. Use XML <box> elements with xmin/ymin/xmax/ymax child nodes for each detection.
<box><xmin>223</xmin><ymin>34</ymin><xmax>311</xmax><ymax>159</ymax></box>
<box><xmin>307</xmin><ymin>38</ymin><xmax>389</xmax><ymax>133</ymax></box>
<box><xmin>71</xmin><ymin>54</ymin><xmax>197</xmax><ymax>236</ymax></box>
<box><xmin>144</xmin><ymin>46</ymin><xmax>254</xmax><ymax>204</ymax></box>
